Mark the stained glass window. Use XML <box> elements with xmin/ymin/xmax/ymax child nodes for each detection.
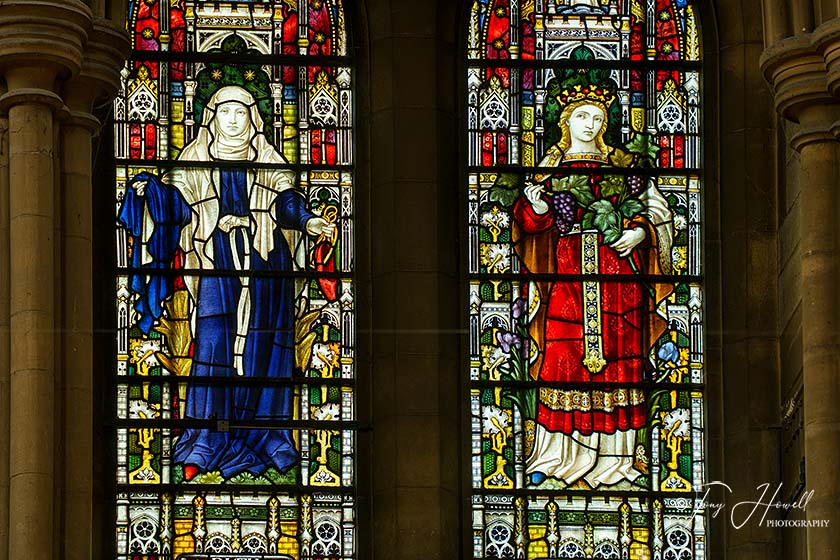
<box><xmin>466</xmin><ymin>1</ymin><xmax>704</xmax><ymax>558</ymax></box>
<box><xmin>114</xmin><ymin>2</ymin><xmax>355</xmax><ymax>558</ymax></box>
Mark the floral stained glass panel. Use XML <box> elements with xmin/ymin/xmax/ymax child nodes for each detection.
<box><xmin>466</xmin><ymin>1</ymin><xmax>705</xmax><ymax>558</ymax></box>
<box><xmin>115</xmin><ymin>2</ymin><xmax>355</xmax><ymax>558</ymax></box>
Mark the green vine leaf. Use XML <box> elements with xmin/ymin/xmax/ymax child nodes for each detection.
<box><xmin>581</xmin><ymin>212</ymin><xmax>595</xmax><ymax>230</ymax></box>
<box><xmin>626</xmin><ymin>133</ymin><xmax>661</xmax><ymax>160</ymax></box>
<box><xmin>619</xmin><ymin>198</ymin><xmax>645</xmax><ymax>219</ymax></box>
<box><xmin>570</xmin><ymin>185</ymin><xmax>595</xmax><ymax>207</ymax></box>
<box><xmin>489</xmin><ymin>187</ymin><xmax>519</xmax><ymax>208</ymax></box>
<box><xmin>495</xmin><ymin>173</ymin><xmax>521</xmax><ymax>189</ymax></box>
<box><xmin>600</xmin><ymin>175</ymin><xmax>625</xmax><ymax>199</ymax></box>
<box><xmin>550</xmin><ymin>174</ymin><xmax>588</xmax><ymax>193</ymax></box>
<box><xmin>610</xmin><ymin>148</ymin><xmax>635</xmax><ymax>168</ymax></box>
<box><xmin>489</xmin><ymin>173</ymin><xmax>522</xmax><ymax>208</ymax></box>
<box><xmin>591</xmin><ymin>199</ymin><xmax>622</xmax><ymax>244</ymax></box>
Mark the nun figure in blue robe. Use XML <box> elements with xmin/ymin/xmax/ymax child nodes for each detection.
<box><xmin>122</xmin><ymin>85</ymin><xmax>335</xmax><ymax>481</ymax></box>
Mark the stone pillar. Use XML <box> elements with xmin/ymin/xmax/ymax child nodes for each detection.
<box><xmin>793</xmin><ymin>104</ymin><xmax>840</xmax><ymax>559</ymax></box>
<box><xmin>0</xmin><ymin>83</ymin><xmax>9</xmax><ymax>560</ymax></box>
<box><xmin>763</xmin><ymin>32</ymin><xmax>840</xmax><ymax>559</ymax></box>
<box><xmin>0</xmin><ymin>2</ymin><xmax>91</xmax><ymax>557</ymax></box>
<box><xmin>59</xmin><ymin>20</ymin><xmax>129</xmax><ymax>560</ymax></box>
<box><xmin>0</xmin><ymin>76</ymin><xmax>65</xmax><ymax>560</ymax></box>
<box><xmin>366</xmin><ymin>0</ymin><xmax>460</xmax><ymax>557</ymax></box>
<box><xmin>762</xmin><ymin>0</ymin><xmax>792</xmax><ymax>46</ymax></box>
<box><xmin>719</xmin><ymin>3</ymin><xmax>782</xmax><ymax>557</ymax></box>
<box><xmin>59</xmin><ymin>110</ymin><xmax>100</xmax><ymax>560</ymax></box>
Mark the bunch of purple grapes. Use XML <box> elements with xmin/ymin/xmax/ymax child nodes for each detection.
<box><xmin>627</xmin><ymin>174</ymin><xmax>645</xmax><ymax>196</ymax></box>
<box><xmin>552</xmin><ymin>192</ymin><xmax>577</xmax><ymax>233</ymax></box>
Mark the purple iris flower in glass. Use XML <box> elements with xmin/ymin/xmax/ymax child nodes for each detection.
<box><xmin>511</xmin><ymin>297</ymin><xmax>527</xmax><ymax>320</ymax></box>
<box><xmin>496</xmin><ymin>330</ymin><xmax>522</xmax><ymax>354</ymax></box>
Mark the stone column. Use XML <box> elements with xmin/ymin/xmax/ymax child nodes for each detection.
<box><xmin>794</xmin><ymin>104</ymin><xmax>840</xmax><ymax>559</ymax></box>
<box><xmin>59</xmin><ymin>20</ymin><xmax>129</xmax><ymax>560</ymax></box>
<box><xmin>763</xmin><ymin>34</ymin><xmax>840</xmax><ymax>559</ymax></box>
<box><xmin>0</xmin><ymin>83</ymin><xmax>9</xmax><ymax>560</ymax></box>
<box><xmin>762</xmin><ymin>0</ymin><xmax>791</xmax><ymax>46</ymax></box>
<box><xmin>0</xmin><ymin>2</ymin><xmax>91</xmax><ymax>557</ymax></box>
<box><xmin>0</xmin><ymin>76</ymin><xmax>65</xmax><ymax>560</ymax></box>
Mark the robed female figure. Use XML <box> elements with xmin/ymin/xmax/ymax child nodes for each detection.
<box><xmin>119</xmin><ymin>85</ymin><xmax>334</xmax><ymax>480</ymax></box>
<box><xmin>515</xmin><ymin>84</ymin><xmax>674</xmax><ymax>488</ymax></box>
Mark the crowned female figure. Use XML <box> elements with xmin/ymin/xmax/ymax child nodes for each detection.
<box><xmin>514</xmin><ymin>80</ymin><xmax>674</xmax><ymax>488</ymax></box>
<box><xmin>119</xmin><ymin>85</ymin><xmax>334</xmax><ymax>480</ymax></box>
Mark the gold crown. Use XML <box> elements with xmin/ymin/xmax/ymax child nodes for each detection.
<box><xmin>556</xmin><ymin>84</ymin><xmax>615</xmax><ymax>108</ymax></box>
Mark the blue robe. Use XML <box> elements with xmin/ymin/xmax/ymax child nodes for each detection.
<box><xmin>120</xmin><ymin>169</ymin><xmax>314</xmax><ymax>477</ymax></box>
<box><xmin>118</xmin><ymin>172</ymin><xmax>191</xmax><ymax>334</ymax></box>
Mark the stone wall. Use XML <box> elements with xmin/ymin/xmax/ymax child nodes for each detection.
<box><xmin>0</xmin><ymin>0</ymin><xmax>834</xmax><ymax>558</ymax></box>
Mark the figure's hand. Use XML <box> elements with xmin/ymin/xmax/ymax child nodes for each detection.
<box><xmin>218</xmin><ymin>215</ymin><xmax>248</xmax><ymax>233</ymax></box>
<box><xmin>523</xmin><ymin>183</ymin><xmax>549</xmax><ymax>215</ymax></box>
<box><xmin>306</xmin><ymin>217</ymin><xmax>337</xmax><ymax>238</ymax></box>
<box><xmin>610</xmin><ymin>227</ymin><xmax>646</xmax><ymax>257</ymax></box>
<box><xmin>133</xmin><ymin>180</ymin><xmax>148</xmax><ymax>197</ymax></box>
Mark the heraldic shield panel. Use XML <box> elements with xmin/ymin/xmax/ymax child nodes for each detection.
<box><xmin>114</xmin><ymin>2</ymin><xmax>355</xmax><ymax>558</ymax></box>
<box><xmin>465</xmin><ymin>1</ymin><xmax>706</xmax><ymax>558</ymax></box>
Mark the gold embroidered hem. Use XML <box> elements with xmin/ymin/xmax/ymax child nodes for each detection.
<box><xmin>539</xmin><ymin>387</ymin><xmax>646</xmax><ymax>412</ymax></box>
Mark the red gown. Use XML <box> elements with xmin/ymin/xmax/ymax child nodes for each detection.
<box><xmin>513</xmin><ymin>159</ymin><xmax>654</xmax><ymax>437</ymax></box>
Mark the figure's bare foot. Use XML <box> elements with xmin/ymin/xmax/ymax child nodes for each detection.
<box><xmin>183</xmin><ymin>465</ymin><xmax>200</xmax><ymax>481</ymax></box>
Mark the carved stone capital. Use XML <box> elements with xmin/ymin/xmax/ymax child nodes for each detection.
<box><xmin>0</xmin><ymin>0</ymin><xmax>93</xmax><ymax>90</ymax></box>
<box><xmin>64</xmin><ymin>110</ymin><xmax>101</xmax><ymax>133</ymax></box>
<box><xmin>64</xmin><ymin>17</ymin><xmax>131</xmax><ymax>112</ymax></box>
<box><xmin>790</xmin><ymin>104</ymin><xmax>840</xmax><ymax>151</ymax></box>
<box><xmin>812</xmin><ymin>18</ymin><xmax>840</xmax><ymax>97</ymax></box>
<box><xmin>0</xmin><ymin>87</ymin><xmax>66</xmax><ymax>116</ymax></box>
<box><xmin>760</xmin><ymin>35</ymin><xmax>836</xmax><ymax>123</ymax></box>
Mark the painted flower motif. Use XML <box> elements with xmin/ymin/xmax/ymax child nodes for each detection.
<box><xmin>481</xmin><ymin>345</ymin><xmax>507</xmax><ymax>371</ymax></box>
<box><xmin>480</xmin><ymin>208</ymin><xmax>510</xmax><ymax>229</ymax></box>
<box><xmin>495</xmin><ymin>330</ymin><xmax>521</xmax><ymax>354</ymax></box>
<box><xmin>511</xmin><ymin>297</ymin><xmax>527</xmax><ymax>321</ymax></box>
<box><xmin>194</xmin><ymin>471</ymin><xmax>224</xmax><ymax>484</ymax></box>
<box><xmin>313</xmin><ymin>403</ymin><xmax>341</xmax><ymax>421</ymax></box>
<box><xmin>665</xmin><ymin>476</ymin><xmax>688</xmax><ymax>489</ymax></box>
<box><xmin>482</xmin><ymin>405</ymin><xmax>511</xmax><ymax>434</ymax></box>
<box><xmin>657</xmin><ymin>341</ymin><xmax>679</xmax><ymax>363</ymax></box>
<box><xmin>133</xmin><ymin>468</ymin><xmax>157</xmax><ymax>481</ymax></box>
<box><xmin>662</xmin><ymin>409</ymin><xmax>690</xmax><ymax>438</ymax></box>
<box><xmin>131</xmin><ymin>339</ymin><xmax>161</xmax><ymax>370</ymax></box>
<box><xmin>635</xmin><ymin>444</ymin><xmax>649</xmax><ymax>464</ymax></box>
<box><xmin>314</xmin><ymin>470</ymin><xmax>336</xmax><ymax>484</ymax></box>
<box><xmin>129</xmin><ymin>400</ymin><xmax>159</xmax><ymax>420</ymax></box>
<box><xmin>487</xmin><ymin>472</ymin><xmax>509</xmax><ymax>487</ymax></box>
<box><xmin>674</xmin><ymin>214</ymin><xmax>687</xmax><ymax>231</ymax></box>
<box><xmin>672</xmin><ymin>246</ymin><xmax>688</xmax><ymax>273</ymax></box>
<box><xmin>311</xmin><ymin>342</ymin><xmax>339</xmax><ymax>370</ymax></box>
<box><xmin>480</xmin><ymin>244</ymin><xmax>510</xmax><ymax>273</ymax></box>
